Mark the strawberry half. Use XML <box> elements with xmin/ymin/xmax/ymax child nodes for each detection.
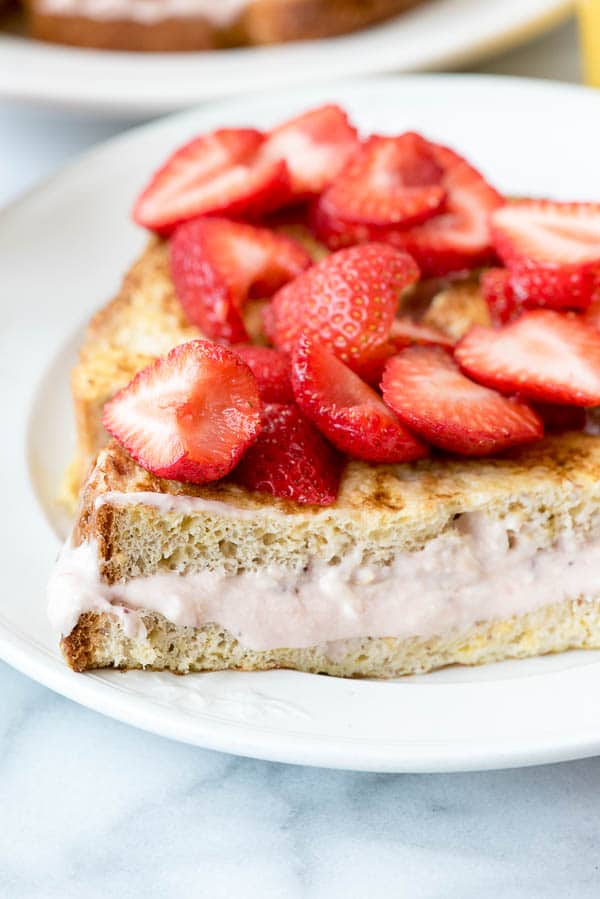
<box><xmin>234</xmin><ymin>403</ymin><xmax>342</xmax><ymax>505</ymax></box>
<box><xmin>257</xmin><ymin>104</ymin><xmax>359</xmax><ymax>199</ymax></box>
<box><xmin>232</xmin><ymin>345</ymin><xmax>294</xmax><ymax>404</ymax></box>
<box><xmin>102</xmin><ymin>340</ymin><xmax>262</xmax><ymax>483</ymax></box>
<box><xmin>317</xmin><ymin>133</ymin><xmax>447</xmax><ymax>229</ymax></box>
<box><xmin>491</xmin><ymin>200</ymin><xmax>600</xmax><ymax>310</ymax></box>
<box><xmin>291</xmin><ymin>339</ymin><xmax>427</xmax><ymax>463</ymax></box>
<box><xmin>481</xmin><ymin>267</ymin><xmax>518</xmax><ymax>325</ymax></box>
<box><xmin>133</xmin><ymin>129</ymin><xmax>290</xmax><ymax>233</ymax></box>
<box><xmin>264</xmin><ymin>243</ymin><xmax>419</xmax><ymax>372</ymax></box>
<box><xmin>313</xmin><ymin>139</ymin><xmax>503</xmax><ymax>277</ymax></box>
<box><xmin>170</xmin><ymin>218</ymin><xmax>311</xmax><ymax>343</ymax></box>
<box><xmin>456</xmin><ymin>309</ymin><xmax>600</xmax><ymax>406</ymax></box>
<box><xmin>381</xmin><ymin>346</ymin><xmax>542</xmax><ymax>456</ymax></box>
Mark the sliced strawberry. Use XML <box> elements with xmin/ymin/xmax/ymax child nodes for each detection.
<box><xmin>481</xmin><ymin>267</ymin><xmax>518</xmax><ymax>325</ymax></box>
<box><xmin>257</xmin><ymin>104</ymin><xmax>358</xmax><ymax>199</ymax></box>
<box><xmin>102</xmin><ymin>340</ymin><xmax>262</xmax><ymax>484</ymax></box>
<box><xmin>232</xmin><ymin>345</ymin><xmax>294</xmax><ymax>404</ymax></box>
<box><xmin>491</xmin><ymin>200</ymin><xmax>600</xmax><ymax>310</ymax></box>
<box><xmin>170</xmin><ymin>218</ymin><xmax>311</xmax><ymax>343</ymax></box>
<box><xmin>390</xmin><ymin>316</ymin><xmax>454</xmax><ymax>350</ymax></box>
<box><xmin>584</xmin><ymin>294</ymin><xmax>600</xmax><ymax>331</ymax></box>
<box><xmin>234</xmin><ymin>403</ymin><xmax>341</xmax><ymax>505</ymax></box>
<box><xmin>317</xmin><ymin>133</ymin><xmax>446</xmax><ymax>229</ymax></box>
<box><xmin>133</xmin><ymin>129</ymin><xmax>290</xmax><ymax>233</ymax></box>
<box><xmin>381</xmin><ymin>346</ymin><xmax>542</xmax><ymax>456</ymax></box>
<box><xmin>313</xmin><ymin>139</ymin><xmax>503</xmax><ymax>277</ymax></box>
<box><xmin>291</xmin><ymin>339</ymin><xmax>426</xmax><ymax>463</ymax></box>
<box><xmin>455</xmin><ymin>310</ymin><xmax>600</xmax><ymax>406</ymax></box>
<box><xmin>265</xmin><ymin>243</ymin><xmax>419</xmax><ymax>371</ymax></box>
<box><xmin>533</xmin><ymin>402</ymin><xmax>586</xmax><ymax>433</ymax></box>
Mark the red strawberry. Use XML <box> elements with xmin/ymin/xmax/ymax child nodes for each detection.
<box><xmin>234</xmin><ymin>403</ymin><xmax>341</xmax><ymax>505</ymax></box>
<box><xmin>455</xmin><ymin>310</ymin><xmax>600</xmax><ymax>406</ymax></box>
<box><xmin>584</xmin><ymin>294</ymin><xmax>600</xmax><ymax>331</ymax></box>
<box><xmin>533</xmin><ymin>402</ymin><xmax>586</xmax><ymax>433</ymax></box>
<box><xmin>491</xmin><ymin>201</ymin><xmax>600</xmax><ymax>310</ymax></box>
<box><xmin>481</xmin><ymin>267</ymin><xmax>518</xmax><ymax>325</ymax></box>
<box><xmin>232</xmin><ymin>345</ymin><xmax>294</xmax><ymax>404</ymax></box>
<box><xmin>170</xmin><ymin>218</ymin><xmax>311</xmax><ymax>343</ymax></box>
<box><xmin>390</xmin><ymin>316</ymin><xmax>454</xmax><ymax>350</ymax></box>
<box><xmin>381</xmin><ymin>346</ymin><xmax>542</xmax><ymax>456</ymax></box>
<box><xmin>317</xmin><ymin>133</ymin><xmax>446</xmax><ymax>228</ymax></box>
<box><xmin>264</xmin><ymin>243</ymin><xmax>419</xmax><ymax>371</ymax></box>
<box><xmin>102</xmin><ymin>340</ymin><xmax>262</xmax><ymax>483</ymax></box>
<box><xmin>257</xmin><ymin>104</ymin><xmax>359</xmax><ymax>199</ymax></box>
<box><xmin>313</xmin><ymin>139</ymin><xmax>503</xmax><ymax>277</ymax></box>
<box><xmin>291</xmin><ymin>338</ymin><xmax>426</xmax><ymax>463</ymax></box>
<box><xmin>133</xmin><ymin>129</ymin><xmax>290</xmax><ymax>233</ymax></box>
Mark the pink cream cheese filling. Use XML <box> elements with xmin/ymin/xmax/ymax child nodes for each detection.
<box><xmin>47</xmin><ymin>505</ymin><xmax>600</xmax><ymax>651</ymax></box>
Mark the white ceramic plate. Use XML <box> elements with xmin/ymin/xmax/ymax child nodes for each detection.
<box><xmin>4</xmin><ymin>75</ymin><xmax>600</xmax><ymax>773</ymax></box>
<box><xmin>0</xmin><ymin>0</ymin><xmax>572</xmax><ymax>116</ymax></box>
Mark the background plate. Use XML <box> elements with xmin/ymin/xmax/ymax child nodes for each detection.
<box><xmin>3</xmin><ymin>75</ymin><xmax>600</xmax><ymax>772</ymax></box>
<box><xmin>0</xmin><ymin>0</ymin><xmax>572</xmax><ymax>115</ymax></box>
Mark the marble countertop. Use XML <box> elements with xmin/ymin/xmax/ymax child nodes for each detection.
<box><xmin>2</xmin><ymin>16</ymin><xmax>599</xmax><ymax>897</ymax></box>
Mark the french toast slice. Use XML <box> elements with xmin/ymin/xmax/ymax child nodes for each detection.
<box><xmin>50</xmin><ymin>433</ymin><xmax>600</xmax><ymax>675</ymax></box>
<box><xmin>27</xmin><ymin>0</ymin><xmax>423</xmax><ymax>52</ymax></box>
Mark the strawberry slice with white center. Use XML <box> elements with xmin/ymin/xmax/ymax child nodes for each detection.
<box><xmin>313</xmin><ymin>139</ymin><xmax>503</xmax><ymax>277</ymax></box>
<box><xmin>455</xmin><ymin>309</ymin><xmax>600</xmax><ymax>406</ymax></box>
<box><xmin>257</xmin><ymin>104</ymin><xmax>359</xmax><ymax>199</ymax></box>
<box><xmin>234</xmin><ymin>403</ymin><xmax>342</xmax><ymax>506</ymax></box>
<box><xmin>291</xmin><ymin>338</ymin><xmax>427</xmax><ymax>463</ymax></box>
<box><xmin>102</xmin><ymin>340</ymin><xmax>262</xmax><ymax>484</ymax></box>
<box><xmin>381</xmin><ymin>346</ymin><xmax>542</xmax><ymax>456</ymax></box>
<box><xmin>170</xmin><ymin>218</ymin><xmax>312</xmax><ymax>343</ymax></box>
<box><xmin>264</xmin><ymin>242</ymin><xmax>420</xmax><ymax>372</ymax></box>
<box><xmin>232</xmin><ymin>345</ymin><xmax>294</xmax><ymax>404</ymax></box>
<box><xmin>390</xmin><ymin>316</ymin><xmax>455</xmax><ymax>350</ymax></box>
<box><xmin>133</xmin><ymin>129</ymin><xmax>291</xmax><ymax>233</ymax></box>
<box><xmin>318</xmin><ymin>133</ymin><xmax>447</xmax><ymax>228</ymax></box>
<box><xmin>491</xmin><ymin>200</ymin><xmax>600</xmax><ymax>309</ymax></box>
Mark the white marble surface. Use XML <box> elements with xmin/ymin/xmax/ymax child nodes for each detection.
<box><xmin>2</xmin><ymin>15</ymin><xmax>600</xmax><ymax>897</ymax></box>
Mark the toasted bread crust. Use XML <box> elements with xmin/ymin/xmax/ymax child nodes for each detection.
<box><xmin>27</xmin><ymin>0</ymin><xmax>422</xmax><ymax>51</ymax></box>
<box><xmin>62</xmin><ymin>598</ymin><xmax>600</xmax><ymax>675</ymax></box>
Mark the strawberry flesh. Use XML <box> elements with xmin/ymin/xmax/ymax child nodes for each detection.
<box><xmin>291</xmin><ymin>338</ymin><xmax>427</xmax><ymax>463</ymax></box>
<box><xmin>313</xmin><ymin>138</ymin><xmax>503</xmax><ymax>277</ymax></box>
<box><xmin>317</xmin><ymin>133</ymin><xmax>446</xmax><ymax>228</ymax></box>
<box><xmin>491</xmin><ymin>200</ymin><xmax>600</xmax><ymax>310</ymax></box>
<box><xmin>234</xmin><ymin>403</ymin><xmax>342</xmax><ymax>505</ymax></box>
<box><xmin>170</xmin><ymin>217</ymin><xmax>311</xmax><ymax>343</ymax></box>
<box><xmin>232</xmin><ymin>345</ymin><xmax>294</xmax><ymax>404</ymax></box>
<box><xmin>390</xmin><ymin>316</ymin><xmax>455</xmax><ymax>350</ymax></box>
<box><xmin>133</xmin><ymin>129</ymin><xmax>290</xmax><ymax>233</ymax></box>
<box><xmin>456</xmin><ymin>309</ymin><xmax>600</xmax><ymax>406</ymax></box>
<box><xmin>265</xmin><ymin>242</ymin><xmax>420</xmax><ymax>372</ymax></box>
<box><xmin>481</xmin><ymin>267</ymin><xmax>518</xmax><ymax>325</ymax></box>
<box><xmin>257</xmin><ymin>104</ymin><xmax>359</xmax><ymax>199</ymax></box>
<box><xmin>102</xmin><ymin>340</ymin><xmax>262</xmax><ymax>483</ymax></box>
<box><xmin>381</xmin><ymin>345</ymin><xmax>542</xmax><ymax>456</ymax></box>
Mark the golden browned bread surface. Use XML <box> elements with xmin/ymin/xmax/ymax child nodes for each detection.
<box><xmin>27</xmin><ymin>0</ymin><xmax>423</xmax><ymax>51</ymax></box>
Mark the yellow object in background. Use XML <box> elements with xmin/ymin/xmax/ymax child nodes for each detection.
<box><xmin>578</xmin><ymin>0</ymin><xmax>600</xmax><ymax>85</ymax></box>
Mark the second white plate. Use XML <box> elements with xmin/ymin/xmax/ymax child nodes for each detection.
<box><xmin>3</xmin><ymin>75</ymin><xmax>600</xmax><ymax>772</ymax></box>
<box><xmin>0</xmin><ymin>0</ymin><xmax>572</xmax><ymax>115</ymax></box>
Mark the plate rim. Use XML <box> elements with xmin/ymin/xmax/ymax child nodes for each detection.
<box><xmin>4</xmin><ymin>72</ymin><xmax>600</xmax><ymax>773</ymax></box>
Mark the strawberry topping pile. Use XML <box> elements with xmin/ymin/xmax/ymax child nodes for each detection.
<box><xmin>102</xmin><ymin>104</ymin><xmax>600</xmax><ymax>505</ymax></box>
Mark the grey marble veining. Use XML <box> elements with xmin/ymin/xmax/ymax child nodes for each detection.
<box><xmin>2</xmin><ymin>661</ymin><xmax>600</xmax><ymax>898</ymax></box>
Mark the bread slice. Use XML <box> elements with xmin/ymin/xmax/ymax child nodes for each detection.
<box><xmin>27</xmin><ymin>0</ymin><xmax>423</xmax><ymax>52</ymax></box>
<box><xmin>50</xmin><ymin>433</ymin><xmax>600</xmax><ymax>676</ymax></box>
